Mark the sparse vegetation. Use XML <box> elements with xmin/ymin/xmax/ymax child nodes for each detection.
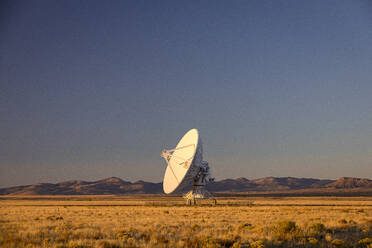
<box><xmin>0</xmin><ymin>196</ymin><xmax>371</xmax><ymax>247</ymax></box>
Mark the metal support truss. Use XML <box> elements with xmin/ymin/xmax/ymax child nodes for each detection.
<box><xmin>183</xmin><ymin>163</ymin><xmax>216</xmax><ymax>205</ymax></box>
<box><xmin>184</xmin><ymin>185</ymin><xmax>216</xmax><ymax>205</ymax></box>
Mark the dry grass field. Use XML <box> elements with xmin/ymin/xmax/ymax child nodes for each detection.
<box><xmin>0</xmin><ymin>195</ymin><xmax>371</xmax><ymax>248</ymax></box>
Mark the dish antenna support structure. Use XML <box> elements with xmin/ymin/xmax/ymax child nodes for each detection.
<box><xmin>161</xmin><ymin>129</ymin><xmax>216</xmax><ymax>205</ymax></box>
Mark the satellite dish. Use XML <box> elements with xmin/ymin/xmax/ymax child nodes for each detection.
<box><xmin>161</xmin><ymin>129</ymin><xmax>216</xmax><ymax>205</ymax></box>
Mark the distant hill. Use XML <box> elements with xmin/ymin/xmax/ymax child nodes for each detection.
<box><xmin>206</xmin><ymin>177</ymin><xmax>334</xmax><ymax>192</ymax></box>
<box><xmin>0</xmin><ymin>176</ymin><xmax>371</xmax><ymax>195</ymax></box>
<box><xmin>0</xmin><ymin>177</ymin><xmax>162</xmax><ymax>195</ymax></box>
<box><xmin>325</xmin><ymin>177</ymin><xmax>372</xmax><ymax>188</ymax></box>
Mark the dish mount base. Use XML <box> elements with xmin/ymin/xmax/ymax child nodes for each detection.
<box><xmin>183</xmin><ymin>184</ymin><xmax>216</xmax><ymax>205</ymax></box>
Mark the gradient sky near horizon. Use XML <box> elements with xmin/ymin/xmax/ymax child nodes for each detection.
<box><xmin>1</xmin><ymin>1</ymin><xmax>372</xmax><ymax>187</ymax></box>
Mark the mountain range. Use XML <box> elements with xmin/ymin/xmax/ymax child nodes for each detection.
<box><xmin>0</xmin><ymin>176</ymin><xmax>371</xmax><ymax>195</ymax></box>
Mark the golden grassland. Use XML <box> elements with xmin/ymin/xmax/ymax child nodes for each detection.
<box><xmin>0</xmin><ymin>195</ymin><xmax>371</xmax><ymax>248</ymax></box>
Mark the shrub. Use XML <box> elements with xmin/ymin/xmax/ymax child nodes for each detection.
<box><xmin>183</xmin><ymin>236</ymin><xmax>235</xmax><ymax>248</ymax></box>
<box><xmin>66</xmin><ymin>241</ymin><xmax>91</xmax><ymax>248</ymax></box>
<box><xmin>239</xmin><ymin>223</ymin><xmax>253</xmax><ymax>230</ymax></box>
<box><xmin>359</xmin><ymin>238</ymin><xmax>372</xmax><ymax>247</ymax></box>
<box><xmin>308</xmin><ymin>223</ymin><xmax>325</xmax><ymax>236</ymax></box>
<box><xmin>250</xmin><ymin>240</ymin><xmax>266</xmax><ymax>248</ymax></box>
<box><xmin>96</xmin><ymin>240</ymin><xmax>123</xmax><ymax>248</ymax></box>
<box><xmin>331</xmin><ymin>239</ymin><xmax>345</xmax><ymax>247</ymax></box>
<box><xmin>115</xmin><ymin>229</ymin><xmax>138</xmax><ymax>241</ymax></box>
<box><xmin>273</xmin><ymin>220</ymin><xmax>300</xmax><ymax>240</ymax></box>
<box><xmin>325</xmin><ymin>233</ymin><xmax>332</xmax><ymax>242</ymax></box>
<box><xmin>338</xmin><ymin>219</ymin><xmax>348</xmax><ymax>225</ymax></box>
<box><xmin>150</xmin><ymin>234</ymin><xmax>169</xmax><ymax>245</ymax></box>
<box><xmin>192</xmin><ymin>224</ymin><xmax>201</xmax><ymax>231</ymax></box>
<box><xmin>231</xmin><ymin>242</ymin><xmax>241</xmax><ymax>248</ymax></box>
<box><xmin>307</xmin><ymin>237</ymin><xmax>318</xmax><ymax>244</ymax></box>
<box><xmin>54</xmin><ymin>244</ymin><xmax>68</xmax><ymax>248</ymax></box>
<box><xmin>214</xmin><ymin>238</ymin><xmax>236</xmax><ymax>247</ymax></box>
<box><xmin>231</xmin><ymin>242</ymin><xmax>250</xmax><ymax>248</ymax></box>
<box><xmin>275</xmin><ymin>220</ymin><xmax>297</xmax><ymax>234</ymax></box>
<box><xmin>349</xmin><ymin>219</ymin><xmax>357</xmax><ymax>225</ymax></box>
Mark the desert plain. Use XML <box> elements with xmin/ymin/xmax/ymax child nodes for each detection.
<box><xmin>0</xmin><ymin>195</ymin><xmax>371</xmax><ymax>248</ymax></box>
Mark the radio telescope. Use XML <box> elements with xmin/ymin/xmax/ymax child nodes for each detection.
<box><xmin>161</xmin><ymin>129</ymin><xmax>216</xmax><ymax>205</ymax></box>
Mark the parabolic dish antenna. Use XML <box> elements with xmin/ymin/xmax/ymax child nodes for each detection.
<box><xmin>161</xmin><ymin>129</ymin><xmax>216</xmax><ymax>205</ymax></box>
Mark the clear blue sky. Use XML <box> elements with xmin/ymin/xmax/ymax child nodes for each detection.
<box><xmin>1</xmin><ymin>1</ymin><xmax>371</xmax><ymax>187</ymax></box>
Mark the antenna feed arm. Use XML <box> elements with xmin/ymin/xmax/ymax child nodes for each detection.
<box><xmin>161</xmin><ymin>150</ymin><xmax>172</xmax><ymax>163</ymax></box>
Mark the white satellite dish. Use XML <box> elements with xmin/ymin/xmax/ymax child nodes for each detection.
<box><xmin>161</xmin><ymin>129</ymin><xmax>216</xmax><ymax>205</ymax></box>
